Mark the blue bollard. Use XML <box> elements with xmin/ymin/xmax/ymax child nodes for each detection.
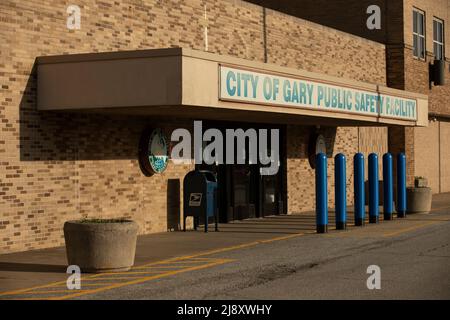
<box><xmin>383</xmin><ymin>153</ymin><xmax>394</xmax><ymax>220</ymax></box>
<box><xmin>354</xmin><ymin>153</ymin><xmax>365</xmax><ymax>226</ymax></box>
<box><xmin>316</xmin><ymin>153</ymin><xmax>328</xmax><ymax>233</ymax></box>
<box><xmin>397</xmin><ymin>153</ymin><xmax>407</xmax><ymax>218</ymax></box>
<box><xmin>368</xmin><ymin>153</ymin><xmax>379</xmax><ymax>223</ymax></box>
<box><xmin>335</xmin><ymin>153</ymin><xmax>346</xmax><ymax>230</ymax></box>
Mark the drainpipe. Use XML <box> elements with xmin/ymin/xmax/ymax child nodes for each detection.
<box><xmin>263</xmin><ymin>7</ymin><xmax>267</xmax><ymax>63</ymax></box>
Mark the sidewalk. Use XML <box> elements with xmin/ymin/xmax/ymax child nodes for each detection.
<box><xmin>1</xmin><ymin>192</ymin><xmax>449</xmax><ymax>294</ymax></box>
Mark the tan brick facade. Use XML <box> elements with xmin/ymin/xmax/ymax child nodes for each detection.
<box><xmin>403</xmin><ymin>0</ymin><xmax>450</xmax><ymax>191</ymax></box>
<box><xmin>403</xmin><ymin>0</ymin><xmax>450</xmax><ymax>59</ymax></box>
<box><xmin>1</xmin><ymin>0</ymin><xmax>387</xmax><ymax>253</ymax></box>
<box><xmin>255</xmin><ymin>0</ymin><xmax>450</xmax><ymax>191</ymax></box>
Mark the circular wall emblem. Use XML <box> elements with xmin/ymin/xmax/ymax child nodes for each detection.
<box><xmin>308</xmin><ymin>133</ymin><xmax>327</xmax><ymax>169</ymax></box>
<box><xmin>148</xmin><ymin>129</ymin><xmax>169</xmax><ymax>173</ymax></box>
<box><xmin>139</xmin><ymin>128</ymin><xmax>168</xmax><ymax>175</ymax></box>
<box><xmin>315</xmin><ymin>134</ymin><xmax>327</xmax><ymax>155</ymax></box>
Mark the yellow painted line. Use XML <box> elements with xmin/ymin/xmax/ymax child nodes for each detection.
<box><xmin>151</xmin><ymin>260</ymin><xmax>207</xmax><ymax>264</ymax></box>
<box><xmin>383</xmin><ymin>220</ymin><xmax>439</xmax><ymax>237</ymax></box>
<box><xmin>0</xmin><ymin>231</ymin><xmax>310</xmax><ymax>299</ymax></box>
<box><xmin>132</xmin><ymin>264</ymin><xmax>203</xmax><ymax>270</ymax></box>
<box><xmin>98</xmin><ymin>270</ymin><xmax>171</xmax><ymax>276</ymax></box>
<box><xmin>3</xmin><ymin>214</ymin><xmax>447</xmax><ymax>299</ymax></box>
<box><xmin>51</xmin><ymin>282</ymin><xmax>119</xmax><ymax>287</ymax></box>
<box><xmin>79</xmin><ymin>277</ymin><xmax>144</xmax><ymax>281</ymax></box>
<box><xmin>0</xmin><ymin>280</ymin><xmax>72</xmax><ymax>297</ymax></box>
<box><xmin>15</xmin><ymin>290</ymin><xmax>91</xmax><ymax>295</ymax></box>
<box><xmin>131</xmin><ymin>265</ymin><xmax>194</xmax><ymax>269</ymax></box>
<box><xmin>50</xmin><ymin>258</ymin><xmax>234</xmax><ymax>300</ymax></box>
<box><xmin>136</xmin><ymin>232</ymin><xmax>308</xmax><ymax>269</ymax></box>
<box><xmin>10</xmin><ymin>298</ymin><xmax>48</xmax><ymax>300</ymax></box>
<box><xmin>0</xmin><ymin>271</ymin><xmax>155</xmax><ymax>297</ymax></box>
<box><xmin>0</xmin><ymin>258</ymin><xmax>233</xmax><ymax>300</ymax></box>
<box><xmin>259</xmin><ymin>231</ymin><xmax>314</xmax><ymax>243</ymax></box>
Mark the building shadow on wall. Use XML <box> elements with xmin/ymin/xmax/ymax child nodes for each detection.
<box><xmin>167</xmin><ymin>179</ymin><xmax>181</xmax><ymax>231</ymax></box>
<box><xmin>19</xmin><ymin>62</ymin><xmax>189</xmax><ymax>232</ymax></box>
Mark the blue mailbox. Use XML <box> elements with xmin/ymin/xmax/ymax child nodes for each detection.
<box><xmin>183</xmin><ymin>170</ymin><xmax>218</xmax><ymax>232</ymax></box>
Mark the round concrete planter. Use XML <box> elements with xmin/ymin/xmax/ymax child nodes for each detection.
<box><xmin>406</xmin><ymin>187</ymin><xmax>432</xmax><ymax>214</ymax></box>
<box><xmin>64</xmin><ymin>219</ymin><xmax>138</xmax><ymax>273</ymax></box>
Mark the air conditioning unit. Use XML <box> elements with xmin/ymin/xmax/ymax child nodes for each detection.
<box><xmin>431</xmin><ymin>59</ymin><xmax>445</xmax><ymax>86</ymax></box>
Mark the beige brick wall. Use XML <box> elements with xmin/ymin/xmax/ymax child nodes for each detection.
<box><xmin>414</xmin><ymin>119</ymin><xmax>450</xmax><ymax>194</ymax></box>
<box><xmin>266</xmin><ymin>10</ymin><xmax>386</xmax><ymax>84</ymax></box>
<box><xmin>439</xmin><ymin>121</ymin><xmax>450</xmax><ymax>193</ymax></box>
<box><xmin>403</xmin><ymin>44</ymin><xmax>450</xmax><ymax>188</ymax></box>
<box><xmin>414</xmin><ymin>120</ymin><xmax>440</xmax><ymax>193</ymax></box>
<box><xmin>1</xmin><ymin>0</ymin><xmax>387</xmax><ymax>253</ymax></box>
<box><xmin>403</xmin><ymin>0</ymin><xmax>450</xmax><ymax>59</ymax></box>
<box><xmin>286</xmin><ymin>126</ymin><xmax>388</xmax><ymax>214</ymax></box>
<box><xmin>358</xmin><ymin>127</ymin><xmax>388</xmax><ymax>178</ymax></box>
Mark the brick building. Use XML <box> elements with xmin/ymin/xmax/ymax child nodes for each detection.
<box><xmin>249</xmin><ymin>0</ymin><xmax>450</xmax><ymax>192</ymax></box>
<box><xmin>0</xmin><ymin>0</ymin><xmax>431</xmax><ymax>253</ymax></box>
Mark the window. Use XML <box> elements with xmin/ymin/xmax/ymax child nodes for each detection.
<box><xmin>433</xmin><ymin>18</ymin><xmax>444</xmax><ymax>60</ymax></box>
<box><xmin>413</xmin><ymin>9</ymin><xmax>426</xmax><ymax>59</ymax></box>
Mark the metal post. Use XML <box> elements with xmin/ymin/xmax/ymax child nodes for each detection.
<box><xmin>316</xmin><ymin>153</ymin><xmax>328</xmax><ymax>233</ymax></box>
<box><xmin>383</xmin><ymin>153</ymin><xmax>393</xmax><ymax>220</ymax></box>
<box><xmin>368</xmin><ymin>153</ymin><xmax>379</xmax><ymax>223</ymax></box>
<box><xmin>354</xmin><ymin>153</ymin><xmax>365</xmax><ymax>226</ymax></box>
<box><xmin>215</xmin><ymin>184</ymin><xmax>219</xmax><ymax>232</ymax></box>
<box><xmin>335</xmin><ymin>153</ymin><xmax>346</xmax><ymax>230</ymax></box>
<box><xmin>397</xmin><ymin>153</ymin><xmax>407</xmax><ymax>218</ymax></box>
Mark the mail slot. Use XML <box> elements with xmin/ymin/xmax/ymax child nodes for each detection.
<box><xmin>183</xmin><ymin>170</ymin><xmax>218</xmax><ymax>232</ymax></box>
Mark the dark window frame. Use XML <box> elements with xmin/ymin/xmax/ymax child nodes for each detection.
<box><xmin>413</xmin><ymin>8</ymin><xmax>426</xmax><ymax>60</ymax></box>
<box><xmin>433</xmin><ymin>17</ymin><xmax>445</xmax><ymax>60</ymax></box>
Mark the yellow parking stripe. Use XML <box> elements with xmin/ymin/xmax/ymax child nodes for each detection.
<box><xmin>0</xmin><ymin>257</ymin><xmax>233</xmax><ymax>300</ymax></box>
<box><xmin>3</xmin><ymin>213</ymin><xmax>447</xmax><ymax>300</ymax></box>
<box><xmin>51</xmin><ymin>282</ymin><xmax>119</xmax><ymax>287</ymax></box>
<box><xmin>132</xmin><ymin>265</ymin><xmax>196</xmax><ymax>269</ymax></box>
<box><xmin>138</xmin><ymin>232</ymin><xmax>308</xmax><ymax>270</ymax></box>
<box><xmin>79</xmin><ymin>277</ymin><xmax>144</xmax><ymax>281</ymax></box>
<box><xmin>52</xmin><ymin>258</ymin><xmax>234</xmax><ymax>300</ymax></box>
<box><xmin>22</xmin><ymin>290</ymin><xmax>92</xmax><ymax>294</ymax></box>
<box><xmin>382</xmin><ymin>220</ymin><xmax>439</xmax><ymax>237</ymax></box>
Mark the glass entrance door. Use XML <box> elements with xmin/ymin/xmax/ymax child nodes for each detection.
<box><xmin>261</xmin><ymin>174</ymin><xmax>279</xmax><ymax>216</ymax></box>
<box><xmin>231</xmin><ymin>165</ymin><xmax>256</xmax><ymax>220</ymax></box>
<box><xmin>200</xmin><ymin>120</ymin><xmax>285</xmax><ymax>223</ymax></box>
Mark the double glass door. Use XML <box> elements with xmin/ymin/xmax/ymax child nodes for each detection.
<box><xmin>197</xmin><ymin>122</ymin><xmax>285</xmax><ymax>223</ymax></box>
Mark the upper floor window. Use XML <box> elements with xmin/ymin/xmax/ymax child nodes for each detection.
<box><xmin>413</xmin><ymin>9</ymin><xmax>426</xmax><ymax>59</ymax></box>
<box><xmin>433</xmin><ymin>18</ymin><xmax>444</xmax><ymax>60</ymax></box>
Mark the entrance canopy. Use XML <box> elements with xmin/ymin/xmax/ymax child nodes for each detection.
<box><xmin>37</xmin><ymin>47</ymin><xmax>428</xmax><ymax>127</ymax></box>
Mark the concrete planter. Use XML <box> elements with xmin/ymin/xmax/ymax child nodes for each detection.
<box><xmin>406</xmin><ymin>187</ymin><xmax>432</xmax><ymax>214</ymax></box>
<box><xmin>64</xmin><ymin>219</ymin><xmax>138</xmax><ymax>273</ymax></box>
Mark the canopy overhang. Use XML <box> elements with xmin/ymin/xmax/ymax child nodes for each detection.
<box><xmin>36</xmin><ymin>47</ymin><xmax>428</xmax><ymax>127</ymax></box>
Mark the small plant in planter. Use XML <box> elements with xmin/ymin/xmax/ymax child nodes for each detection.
<box><xmin>406</xmin><ymin>176</ymin><xmax>432</xmax><ymax>214</ymax></box>
<box><xmin>414</xmin><ymin>176</ymin><xmax>428</xmax><ymax>188</ymax></box>
<box><xmin>64</xmin><ymin>218</ymin><xmax>138</xmax><ymax>273</ymax></box>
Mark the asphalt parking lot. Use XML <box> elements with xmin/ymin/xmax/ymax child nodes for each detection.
<box><xmin>1</xmin><ymin>193</ymin><xmax>450</xmax><ymax>300</ymax></box>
